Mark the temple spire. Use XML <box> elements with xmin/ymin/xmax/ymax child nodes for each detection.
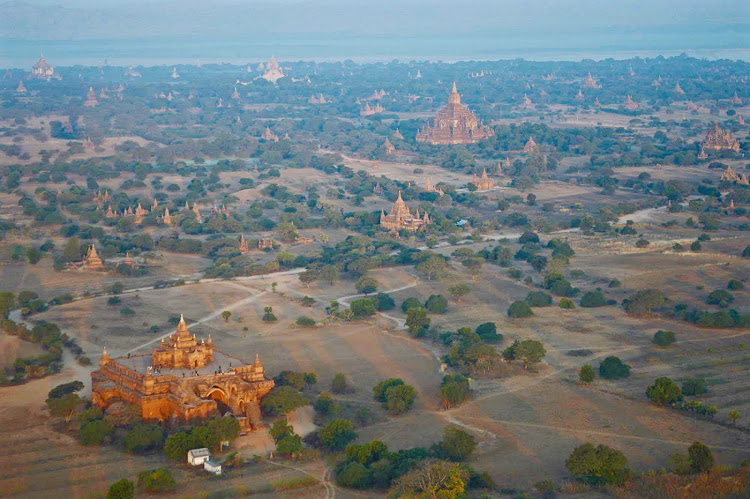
<box><xmin>449</xmin><ymin>81</ymin><xmax>461</xmax><ymax>105</ymax></box>
<box><xmin>176</xmin><ymin>314</ymin><xmax>190</xmax><ymax>338</ymax></box>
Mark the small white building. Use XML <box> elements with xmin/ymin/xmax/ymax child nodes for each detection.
<box><xmin>204</xmin><ymin>459</ymin><xmax>222</xmax><ymax>475</ymax></box>
<box><xmin>187</xmin><ymin>448</ymin><xmax>210</xmax><ymax>466</ymax></box>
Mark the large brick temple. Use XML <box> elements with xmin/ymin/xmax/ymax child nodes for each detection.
<box><xmin>416</xmin><ymin>82</ymin><xmax>493</xmax><ymax>145</ymax></box>
<box><xmin>91</xmin><ymin>315</ymin><xmax>274</xmax><ymax>430</ymax></box>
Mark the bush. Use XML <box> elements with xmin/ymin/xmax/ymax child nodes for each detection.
<box><xmin>355</xmin><ymin>277</ymin><xmax>378</xmax><ymax>294</ymax></box>
<box><xmin>691</xmin><ymin>240</ymin><xmax>702</xmax><ymax>251</ymax></box>
<box><xmin>706</xmin><ymin>289</ymin><xmax>734</xmax><ymax>307</ymax></box>
<box><xmin>319</xmin><ymin>418</ymin><xmax>357</xmax><ymax>451</ymax></box>
<box><xmin>727</xmin><ymin>279</ymin><xmax>744</xmax><ymax>290</ymax></box>
<box><xmin>559</xmin><ymin>297</ymin><xmax>575</xmax><ymax>309</ymax></box>
<box><xmin>296</xmin><ymin>316</ymin><xmax>316</xmax><ymax>327</ymax></box>
<box><xmin>599</xmin><ymin>357</ymin><xmax>631</xmax><ymax>379</ymax></box>
<box><xmin>331</xmin><ymin>373</ymin><xmax>349</xmax><ymax>394</ymax></box>
<box><xmin>107</xmin><ymin>296</ymin><xmax>121</xmax><ymax>306</ymax></box>
<box><xmin>440</xmin><ymin>374</ymin><xmax>471</xmax><ymax>408</ymax></box>
<box><xmin>425</xmin><ymin>294</ymin><xmax>448</xmax><ymax>313</ymax></box>
<box><xmin>579</xmin><ymin>364</ymin><xmax>595</xmax><ymax>383</ymax></box>
<box><xmin>525</xmin><ymin>291</ymin><xmax>552</xmax><ymax>307</ymax></box>
<box><xmin>137</xmin><ymin>468</ymin><xmax>175</xmax><ymax>494</ymax></box>
<box><xmin>401</xmin><ymin>297</ymin><xmax>422</xmax><ymax>313</ymax></box>
<box><xmin>435</xmin><ymin>425</ymin><xmax>477</xmax><ymax>461</ymax></box>
<box><xmin>653</xmin><ymin>330</ymin><xmax>676</xmax><ymax>347</ymax></box>
<box><xmin>609</xmin><ymin>279</ymin><xmax>621</xmax><ymax>288</ymax></box>
<box><xmin>350</xmin><ymin>298</ymin><xmax>376</xmax><ymax>318</ymax></box>
<box><xmin>405</xmin><ymin>307</ymin><xmax>430</xmax><ymax>337</ymax></box>
<box><xmin>682</xmin><ymin>377</ymin><xmax>708</xmax><ymax>396</ymax></box>
<box><xmin>124</xmin><ymin>424</ymin><xmax>165</xmax><ymax>454</ymax></box>
<box><xmin>373</xmin><ymin>378</ymin><xmax>404</xmax><ymax>402</ymax></box>
<box><xmin>565</xmin><ymin>443</ymin><xmax>632</xmax><ymax>486</ymax></box>
<box><xmin>688</xmin><ymin>442</ymin><xmax>714</xmax><ymax>473</ymax></box>
<box><xmin>261</xmin><ymin>386</ymin><xmax>309</xmax><ymax>416</ymax></box>
<box><xmin>374</xmin><ymin>293</ymin><xmax>395</xmax><ymax>311</ymax></box>
<box><xmin>80</xmin><ymin>419</ymin><xmax>111</xmax><ymax>445</ymax></box>
<box><xmin>507</xmin><ymin>300</ymin><xmax>533</xmax><ymax>318</ymax></box>
<box><xmin>262</xmin><ymin>306</ymin><xmax>277</xmax><ymax>322</ymax></box>
<box><xmin>383</xmin><ymin>384</ymin><xmax>418</xmax><ymax>415</ymax></box>
<box><xmin>646</xmin><ymin>377</ymin><xmax>682</xmax><ymax>405</ymax></box>
<box><xmin>580</xmin><ymin>291</ymin><xmax>606</xmax><ymax>308</ymax></box>
<box><xmin>337</xmin><ymin>461</ymin><xmax>372</xmax><ymax>488</ymax></box>
<box><xmin>107</xmin><ymin>479</ymin><xmax>135</xmax><ymax>499</ymax></box>
<box><xmin>475</xmin><ymin>322</ymin><xmax>502</xmax><ymax>343</ymax></box>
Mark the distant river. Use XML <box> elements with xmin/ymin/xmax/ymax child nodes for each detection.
<box><xmin>1</xmin><ymin>31</ymin><xmax>748</xmax><ymax>68</ymax></box>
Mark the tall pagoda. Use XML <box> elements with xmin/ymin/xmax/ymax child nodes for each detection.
<box><xmin>702</xmin><ymin>123</ymin><xmax>740</xmax><ymax>152</ymax></box>
<box><xmin>416</xmin><ymin>82</ymin><xmax>493</xmax><ymax>145</ymax></box>
<box><xmin>84</xmin><ymin>87</ymin><xmax>98</xmax><ymax>107</ymax></box>
<box><xmin>31</xmin><ymin>54</ymin><xmax>59</xmax><ymax>80</ymax></box>
<box><xmin>16</xmin><ymin>80</ymin><xmax>26</xmax><ymax>93</ymax></box>
<box><xmin>380</xmin><ymin>192</ymin><xmax>429</xmax><ymax>232</ymax></box>
<box><xmin>261</xmin><ymin>55</ymin><xmax>285</xmax><ymax>83</ymax></box>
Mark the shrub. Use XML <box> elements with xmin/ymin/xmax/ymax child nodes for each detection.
<box><xmin>653</xmin><ymin>330</ymin><xmax>676</xmax><ymax>347</ymax></box>
<box><xmin>80</xmin><ymin>419</ymin><xmax>111</xmax><ymax>445</ymax></box>
<box><xmin>136</xmin><ymin>468</ymin><xmax>175</xmax><ymax>494</ymax></box>
<box><xmin>261</xmin><ymin>386</ymin><xmax>309</xmax><ymax>416</ymax></box>
<box><xmin>682</xmin><ymin>377</ymin><xmax>707</xmax><ymax>396</ymax></box>
<box><xmin>107</xmin><ymin>479</ymin><xmax>135</xmax><ymax>499</ymax></box>
<box><xmin>525</xmin><ymin>291</ymin><xmax>552</xmax><ymax>307</ymax></box>
<box><xmin>319</xmin><ymin>418</ymin><xmax>357</xmax><ymax>451</ymax></box>
<box><xmin>119</xmin><ymin>307</ymin><xmax>135</xmax><ymax>316</ymax></box>
<box><xmin>599</xmin><ymin>357</ymin><xmax>631</xmax><ymax>379</ymax></box>
<box><xmin>355</xmin><ymin>277</ymin><xmax>378</xmax><ymax>294</ymax></box>
<box><xmin>635</xmin><ymin>238</ymin><xmax>650</xmax><ymax>248</ymax></box>
<box><xmin>262</xmin><ymin>306</ymin><xmax>278</xmax><ymax>322</ymax></box>
<box><xmin>337</xmin><ymin>461</ymin><xmax>372</xmax><ymax>488</ymax></box>
<box><xmin>405</xmin><ymin>307</ymin><xmax>430</xmax><ymax>337</ymax></box>
<box><xmin>373</xmin><ymin>378</ymin><xmax>404</xmax><ymax>402</ymax></box>
<box><xmin>107</xmin><ymin>296</ymin><xmax>121</xmax><ymax>306</ymax></box>
<box><xmin>646</xmin><ymin>377</ymin><xmax>682</xmax><ymax>405</ymax></box>
<box><xmin>519</xmin><ymin>231</ymin><xmax>540</xmax><ymax>244</ymax></box>
<box><xmin>706</xmin><ymin>289</ymin><xmax>734</xmax><ymax>307</ymax></box>
<box><xmin>425</xmin><ymin>294</ymin><xmax>448</xmax><ymax>313</ymax></box>
<box><xmin>507</xmin><ymin>300</ymin><xmax>533</xmax><ymax>318</ymax></box>
<box><xmin>691</xmin><ymin>240</ymin><xmax>702</xmax><ymax>251</ymax></box>
<box><xmin>374</xmin><ymin>293</ymin><xmax>395</xmax><ymax>311</ymax></box>
<box><xmin>565</xmin><ymin>443</ymin><xmax>632</xmax><ymax>486</ymax></box>
<box><xmin>296</xmin><ymin>316</ymin><xmax>316</xmax><ymax>327</ymax></box>
<box><xmin>727</xmin><ymin>280</ymin><xmax>744</xmax><ymax>290</ymax></box>
<box><xmin>475</xmin><ymin>322</ymin><xmax>502</xmax><ymax>343</ymax></box>
<box><xmin>688</xmin><ymin>442</ymin><xmax>714</xmax><ymax>473</ymax></box>
<box><xmin>383</xmin><ymin>384</ymin><xmax>417</xmax><ymax>415</ymax></box>
<box><xmin>401</xmin><ymin>297</ymin><xmax>422</xmax><ymax>313</ymax></box>
<box><xmin>579</xmin><ymin>364</ymin><xmax>595</xmax><ymax>383</ymax></box>
<box><xmin>350</xmin><ymin>298</ymin><xmax>376</xmax><ymax>318</ymax></box>
<box><xmin>580</xmin><ymin>291</ymin><xmax>606</xmax><ymax>308</ymax></box>
<box><xmin>331</xmin><ymin>373</ymin><xmax>349</xmax><ymax>394</ymax></box>
<box><xmin>609</xmin><ymin>279</ymin><xmax>621</xmax><ymax>288</ymax></box>
<box><xmin>435</xmin><ymin>425</ymin><xmax>477</xmax><ymax>461</ymax></box>
<box><xmin>440</xmin><ymin>374</ymin><xmax>471</xmax><ymax>408</ymax></box>
<box><xmin>559</xmin><ymin>297</ymin><xmax>575</xmax><ymax>309</ymax></box>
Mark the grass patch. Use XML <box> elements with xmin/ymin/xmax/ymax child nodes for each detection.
<box><xmin>270</xmin><ymin>476</ymin><xmax>319</xmax><ymax>491</ymax></box>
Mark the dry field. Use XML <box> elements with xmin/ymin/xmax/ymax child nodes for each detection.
<box><xmin>1</xmin><ymin>255</ymin><xmax>744</xmax><ymax>495</ymax></box>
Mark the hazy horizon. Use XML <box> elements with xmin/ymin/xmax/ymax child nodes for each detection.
<box><xmin>1</xmin><ymin>0</ymin><xmax>748</xmax><ymax>66</ymax></box>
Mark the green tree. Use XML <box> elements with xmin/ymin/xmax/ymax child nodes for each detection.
<box><xmin>515</xmin><ymin>340</ymin><xmax>546</xmax><ymax>369</ymax></box>
<box><xmin>124</xmin><ymin>424</ymin><xmax>165</xmax><ymax>454</ymax></box>
<box><xmin>221</xmin><ymin>310</ymin><xmax>231</xmax><ymax>322</ymax></box>
<box><xmin>688</xmin><ymin>442</ymin><xmax>714</xmax><ymax>473</ymax></box>
<box><xmin>276</xmin><ymin>434</ymin><xmax>303</xmax><ymax>458</ymax></box>
<box><xmin>448</xmin><ymin>283</ymin><xmax>472</xmax><ymax>303</ymax></box>
<box><xmin>106</xmin><ymin>479</ymin><xmax>135</xmax><ymax>499</ymax></box>
<box><xmin>0</xmin><ymin>292</ymin><xmax>14</xmax><ymax>319</ymax></box>
<box><xmin>475</xmin><ymin>322</ymin><xmax>502</xmax><ymax>343</ymax></box>
<box><xmin>373</xmin><ymin>378</ymin><xmax>404</xmax><ymax>402</ymax></box>
<box><xmin>63</xmin><ymin>236</ymin><xmax>81</xmax><ymax>262</ymax></box>
<box><xmin>507</xmin><ymin>300</ymin><xmax>533</xmax><ymax>318</ymax></box>
<box><xmin>337</xmin><ymin>461</ymin><xmax>371</xmax><ymax>489</ymax></box>
<box><xmin>319</xmin><ymin>418</ymin><xmax>357</xmax><ymax>451</ymax></box>
<box><xmin>331</xmin><ymin>373</ymin><xmax>349</xmax><ymax>394</ymax></box>
<box><xmin>383</xmin><ymin>384</ymin><xmax>418</xmax><ymax>415</ymax></box>
<box><xmin>298</xmin><ymin>268</ymin><xmax>319</xmax><ymax>288</ymax></box>
<box><xmin>261</xmin><ymin>386</ymin><xmax>309</xmax><ymax>416</ymax></box>
<box><xmin>48</xmin><ymin>381</ymin><xmax>84</xmax><ymax>400</ymax></box>
<box><xmin>47</xmin><ymin>393</ymin><xmax>85</xmax><ymax>422</ymax></box>
<box><xmin>525</xmin><ymin>291</ymin><xmax>552</xmax><ymax>307</ymax></box>
<box><xmin>646</xmin><ymin>377</ymin><xmax>682</xmax><ymax>405</ymax></box>
<box><xmin>682</xmin><ymin>377</ymin><xmax>707</xmax><ymax>396</ymax></box>
<box><xmin>580</xmin><ymin>290</ymin><xmax>607</xmax><ymax>308</ymax></box>
<box><xmin>350</xmin><ymin>298</ymin><xmax>376</xmax><ymax>318</ymax></box>
<box><xmin>137</xmin><ymin>468</ymin><xmax>175</xmax><ymax>494</ymax></box>
<box><xmin>437</xmin><ymin>424</ymin><xmax>477</xmax><ymax>461</ymax></box>
<box><xmin>417</xmin><ymin>255</ymin><xmax>447</xmax><ymax>281</ymax></box>
<box><xmin>80</xmin><ymin>419</ymin><xmax>111</xmax><ymax>445</ymax></box>
<box><xmin>270</xmin><ymin>419</ymin><xmax>294</xmax><ymax>442</ymax></box>
<box><xmin>401</xmin><ymin>296</ymin><xmax>422</xmax><ymax>313</ymax></box>
<box><xmin>565</xmin><ymin>443</ymin><xmax>632</xmax><ymax>486</ymax></box>
<box><xmin>440</xmin><ymin>374</ymin><xmax>471</xmax><ymax>409</ymax></box>
<box><xmin>320</xmin><ymin>265</ymin><xmax>340</xmax><ymax>285</ymax></box>
<box><xmin>425</xmin><ymin>294</ymin><xmax>448</xmax><ymax>313</ymax></box>
<box><xmin>624</xmin><ymin>289</ymin><xmax>668</xmax><ymax>316</ymax></box>
<box><xmin>355</xmin><ymin>276</ymin><xmax>379</xmax><ymax>295</ymax></box>
<box><xmin>653</xmin><ymin>330</ymin><xmax>676</xmax><ymax>347</ymax></box>
<box><xmin>262</xmin><ymin>306</ymin><xmax>277</xmax><ymax>322</ymax></box>
<box><xmin>374</xmin><ymin>293</ymin><xmax>395</xmax><ymax>311</ymax></box>
<box><xmin>579</xmin><ymin>364</ymin><xmax>595</xmax><ymax>383</ymax></box>
<box><xmin>729</xmin><ymin>410</ymin><xmax>740</xmax><ymax>425</ymax></box>
<box><xmin>405</xmin><ymin>307</ymin><xmax>430</xmax><ymax>337</ymax></box>
<box><xmin>599</xmin><ymin>356</ymin><xmax>631</xmax><ymax>379</ymax></box>
<box><xmin>390</xmin><ymin>460</ymin><xmax>468</xmax><ymax>499</ymax></box>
